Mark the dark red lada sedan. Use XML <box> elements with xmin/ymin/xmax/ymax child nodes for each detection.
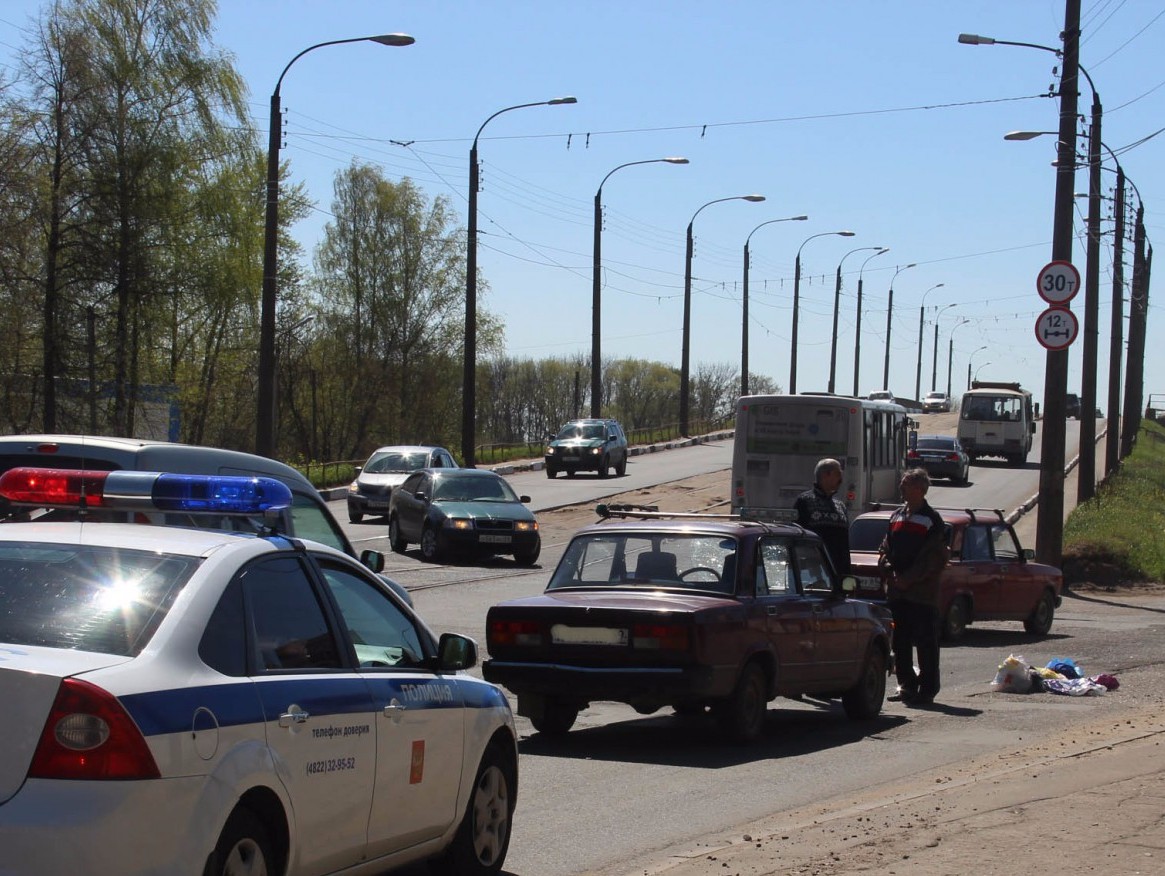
<box><xmin>483</xmin><ymin>506</ymin><xmax>894</xmax><ymax>742</ymax></box>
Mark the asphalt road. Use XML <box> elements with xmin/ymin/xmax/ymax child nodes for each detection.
<box><xmin>328</xmin><ymin>417</ymin><xmax>1149</xmax><ymax>876</ymax></box>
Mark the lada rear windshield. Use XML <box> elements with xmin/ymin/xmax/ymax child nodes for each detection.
<box><xmin>0</xmin><ymin>542</ymin><xmax>199</xmax><ymax>656</ymax></box>
<box><xmin>549</xmin><ymin>533</ymin><xmax>738</xmax><ymax>594</ymax></box>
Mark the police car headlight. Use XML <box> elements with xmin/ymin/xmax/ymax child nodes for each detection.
<box><xmin>445</xmin><ymin>518</ymin><xmax>473</xmax><ymax>531</ymax></box>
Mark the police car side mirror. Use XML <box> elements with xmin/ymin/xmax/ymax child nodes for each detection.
<box><xmin>437</xmin><ymin>632</ymin><xmax>478</xmax><ymax>671</ymax></box>
<box><xmin>360</xmin><ymin>549</ymin><xmax>385</xmax><ymax>573</ymax></box>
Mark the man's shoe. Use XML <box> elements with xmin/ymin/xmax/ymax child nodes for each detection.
<box><xmin>888</xmin><ymin>689</ymin><xmax>918</xmax><ymax>703</ymax></box>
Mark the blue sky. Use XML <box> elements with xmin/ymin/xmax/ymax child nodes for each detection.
<box><xmin>1</xmin><ymin>1</ymin><xmax>1161</xmax><ymax>409</ymax></box>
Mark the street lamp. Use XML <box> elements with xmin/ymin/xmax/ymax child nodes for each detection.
<box><xmin>932</xmin><ymin>303</ymin><xmax>957</xmax><ymax>391</ymax></box>
<box><xmin>883</xmin><ymin>263</ymin><xmax>917</xmax><ymax>392</ymax></box>
<box><xmin>463</xmin><ymin>96</ymin><xmax>578</xmax><ymax>466</ymax></box>
<box><xmin>592</xmin><ymin>157</ymin><xmax>689</xmax><ymax>417</ymax></box>
<box><xmin>829</xmin><ymin>246</ymin><xmax>883</xmax><ymax>394</ymax></box>
<box><xmin>742</xmin><ymin>215</ymin><xmax>809</xmax><ymax>396</ymax></box>
<box><xmin>947</xmin><ymin>320</ymin><xmax>972</xmax><ymax>396</ymax></box>
<box><xmin>960</xmin><ymin>8</ymin><xmax>1083</xmax><ymax>567</ymax></box>
<box><xmin>681</xmin><ymin>194</ymin><xmax>766</xmax><ymax>435</ymax></box>
<box><xmin>853</xmin><ymin>247</ymin><xmax>889</xmax><ymax>396</ymax></box>
<box><xmin>791</xmin><ymin>230</ymin><xmax>854</xmax><ymax>394</ymax></box>
<box><xmin>915</xmin><ymin>283</ymin><xmax>946</xmax><ymax>401</ymax></box>
<box><xmin>967</xmin><ymin>345</ymin><xmax>989</xmax><ymax>391</ymax></box>
<box><xmin>258</xmin><ymin>33</ymin><xmax>415</xmax><ymax>458</ymax></box>
<box><xmin>974</xmin><ymin>361</ymin><xmax>992</xmax><ymax>382</ymax></box>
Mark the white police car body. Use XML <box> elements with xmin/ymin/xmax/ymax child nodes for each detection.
<box><xmin>0</xmin><ymin>468</ymin><xmax>517</xmax><ymax>876</ymax></box>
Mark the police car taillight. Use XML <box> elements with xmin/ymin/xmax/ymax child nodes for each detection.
<box><xmin>28</xmin><ymin>678</ymin><xmax>160</xmax><ymax>780</ymax></box>
<box><xmin>0</xmin><ymin>467</ymin><xmax>292</xmax><ymax>514</ymax></box>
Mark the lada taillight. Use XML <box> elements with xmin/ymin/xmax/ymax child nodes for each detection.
<box><xmin>631</xmin><ymin>623</ymin><xmax>690</xmax><ymax>651</ymax></box>
<box><xmin>489</xmin><ymin>619</ymin><xmax>543</xmax><ymax>647</ymax></box>
<box><xmin>28</xmin><ymin>678</ymin><xmax>160</xmax><ymax>780</ymax></box>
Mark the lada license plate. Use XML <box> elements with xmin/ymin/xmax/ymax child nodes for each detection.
<box><xmin>479</xmin><ymin>534</ymin><xmax>512</xmax><ymax>544</ymax></box>
<box><xmin>551</xmin><ymin>624</ymin><xmax>628</xmax><ymax>646</ymax></box>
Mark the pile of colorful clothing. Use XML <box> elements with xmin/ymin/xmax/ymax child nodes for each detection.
<box><xmin>990</xmin><ymin>654</ymin><xmax>1120</xmax><ymax>696</ymax></box>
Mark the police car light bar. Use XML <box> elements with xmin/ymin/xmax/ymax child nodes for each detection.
<box><xmin>0</xmin><ymin>467</ymin><xmax>293</xmax><ymax>515</ymax></box>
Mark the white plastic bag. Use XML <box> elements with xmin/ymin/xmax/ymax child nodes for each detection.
<box><xmin>990</xmin><ymin>654</ymin><xmax>1035</xmax><ymax>693</ymax></box>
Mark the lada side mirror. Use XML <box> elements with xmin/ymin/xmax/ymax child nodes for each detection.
<box><xmin>1022</xmin><ymin>548</ymin><xmax>1035</xmax><ymax>561</ymax></box>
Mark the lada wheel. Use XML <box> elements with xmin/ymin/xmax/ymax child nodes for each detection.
<box><xmin>842</xmin><ymin>646</ymin><xmax>887</xmax><ymax>719</ymax></box>
<box><xmin>717</xmin><ymin>661</ymin><xmax>767</xmax><ymax>743</ymax></box>
<box><xmin>530</xmin><ymin>698</ymin><xmax>578</xmax><ymax>735</ymax></box>
<box><xmin>439</xmin><ymin>743</ymin><xmax>515</xmax><ymax>875</ymax></box>
<box><xmin>942</xmin><ymin>597</ymin><xmax>970</xmax><ymax>642</ymax></box>
<box><xmin>388</xmin><ymin>516</ymin><xmax>407</xmax><ymax>554</ymax></box>
<box><xmin>1024</xmin><ymin>591</ymin><xmax>1056</xmax><ymax>636</ymax></box>
<box><xmin>208</xmin><ymin>807</ymin><xmax>277</xmax><ymax>876</ymax></box>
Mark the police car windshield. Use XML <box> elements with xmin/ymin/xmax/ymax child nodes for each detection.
<box><xmin>0</xmin><ymin>541</ymin><xmax>199</xmax><ymax>656</ymax></box>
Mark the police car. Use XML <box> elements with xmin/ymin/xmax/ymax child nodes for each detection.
<box><xmin>0</xmin><ymin>468</ymin><xmax>518</xmax><ymax>876</ymax></box>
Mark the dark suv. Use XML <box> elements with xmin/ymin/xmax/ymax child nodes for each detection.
<box><xmin>544</xmin><ymin>418</ymin><xmax>629</xmax><ymax>479</ymax></box>
<box><xmin>1065</xmin><ymin>393</ymin><xmax>1081</xmax><ymax>419</ymax></box>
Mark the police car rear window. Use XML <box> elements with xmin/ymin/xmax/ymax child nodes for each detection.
<box><xmin>0</xmin><ymin>542</ymin><xmax>199</xmax><ymax>656</ymax></box>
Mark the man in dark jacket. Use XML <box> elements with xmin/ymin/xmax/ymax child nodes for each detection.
<box><xmin>880</xmin><ymin>468</ymin><xmax>948</xmax><ymax>705</ymax></box>
<box><xmin>794</xmin><ymin>458</ymin><xmax>850</xmax><ymax>575</ymax></box>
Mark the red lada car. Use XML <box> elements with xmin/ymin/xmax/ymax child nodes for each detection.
<box><xmin>483</xmin><ymin>506</ymin><xmax>894</xmax><ymax>743</ymax></box>
<box><xmin>848</xmin><ymin>507</ymin><xmax>1063</xmax><ymax>641</ymax></box>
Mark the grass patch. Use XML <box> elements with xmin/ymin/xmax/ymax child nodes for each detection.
<box><xmin>1063</xmin><ymin>418</ymin><xmax>1165</xmax><ymax>585</ymax></box>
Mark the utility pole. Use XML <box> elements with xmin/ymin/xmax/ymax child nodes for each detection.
<box><xmin>1034</xmin><ymin>0</ymin><xmax>1081</xmax><ymax>568</ymax></box>
<box><xmin>1078</xmin><ymin>89</ymin><xmax>1102</xmax><ymax>502</ymax></box>
<box><xmin>1104</xmin><ymin>167</ymin><xmax>1126</xmax><ymax>477</ymax></box>
<box><xmin>1121</xmin><ymin>207</ymin><xmax>1149</xmax><ymax>457</ymax></box>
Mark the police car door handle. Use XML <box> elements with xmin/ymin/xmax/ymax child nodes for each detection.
<box><xmin>383</xmin><ymin>698</ymin><xmax>407</xmax><ymax>722</ymax></box>
<box><xmin>278</xmin><ymin>705</ymin><xmax>310</xmax><ymax>727</ymax></box>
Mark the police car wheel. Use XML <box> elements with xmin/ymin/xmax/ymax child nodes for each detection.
<box><xmin>440</xmin><ymin>745</ymin><xmax>514</xmax><ymax>875</ymax></box>
<box><xmin>207</xmin><ymin>806</ymin><xmax>276</xmax><ymax>876</ymax></box>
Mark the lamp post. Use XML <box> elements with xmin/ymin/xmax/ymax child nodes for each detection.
<box><xmin>959</xmin><ymin>0</ymin><xmax>1083</xmax><ymax>568</ymax></box>
<box><xmin>258</xmin><ymin>33</ymin><xmax>415</xmax><ymax>458</ymax></box>
<box><xmin>915</xmin><ymin>283</ymin><xmax>945</xmax><ymax>401</ymax></box>
<box><xmin>853</xmin><ymin>247</ymin><xmax>889</xmax><ymax>396</ymax></box>
<box><xmin>592</xmin><ymin>158</ymin><xmax>689</xmax><ymax>417</ymax></box>
<box><xmin>682</xmin><ymin>194</ymin><xmax>765</xmax><ymax>435</ymax></box>
<box><xmin>883</xmin><ymin>263</ymin><xmax>916</xmax><ymax>391</ymax></box>
<box><xmin>463</xmin><ymin>96</ymin><xmax>577</xmax><ymax>466</ymax></box>
<box><xmin>932</xmin><ymin>303</ymin><xmax>957</xmax><ymax>391</ymax></box>
<box><xmin>969</xmin><ymin>344</ymin><xmax>987</xmax><ymax>389</ymax></box>
<box><xmin>829</xmin><ymin>246</ymin><xmax>882</xmax><ymax>394</ymax></box>
<box><xmin>947</xmin><ymin>319</ymin><xmax>972</xmax><ymax>397</ymax></box>
<box><xmin>742</xmin><ymin>215</ymin><xmax>809</xmax><ymax>396</ymax></box>
<box><xmin>791</xmin><ymin>230</ymin><xmax>854</xmax><ymax>394</ymax></box>
<box><xmin>974</xmin><ymin>361</ymin><xmax>992</xmax><ymax>382</ymax></box>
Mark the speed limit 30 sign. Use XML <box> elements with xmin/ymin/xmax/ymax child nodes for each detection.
<box><xmin>1037</xmin><ymin>260</ymin><xmax>1081</xmax><ymax>305</ymax></box>
<box><xmin>1035</xmin><ymin>306</ymin><xmax>1079</xmax><ymax>351</ymax></box>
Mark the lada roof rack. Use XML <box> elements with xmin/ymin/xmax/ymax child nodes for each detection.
<box><xmin>595</xmin><ymin>503</ymin><xmax>744</xmax><ymax>521</ymax></box>
<box><xmin>931</xmin><ymin>506</ymin><xmax>1008</xmax><ymax>522</ymax></box>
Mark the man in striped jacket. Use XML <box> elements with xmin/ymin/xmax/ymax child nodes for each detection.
<box><xmin>879</xmin><ymin>468</ymin><xmax>949</xmax><ymax>706</ymax></box>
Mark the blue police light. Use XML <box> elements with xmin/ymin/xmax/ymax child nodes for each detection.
<box><xmin>147</xmin><ymin>473</ymin><xmax>293</xmax><ymax>513</ymax></box>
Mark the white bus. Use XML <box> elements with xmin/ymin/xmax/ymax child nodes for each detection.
<box><xmin>731</xmin><ymin>394</ymin><xmax>913</xmax><ymax>520</ymax></box>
